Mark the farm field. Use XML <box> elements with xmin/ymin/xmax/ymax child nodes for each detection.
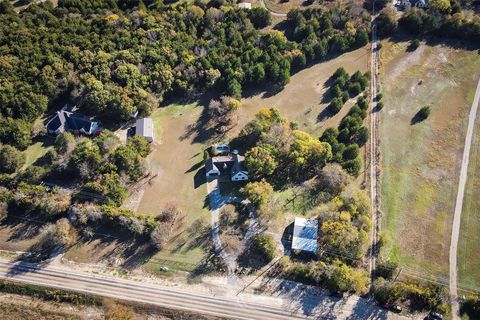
<box><xmin>458</xmin><ymin>101</ymin><xmax>480</xmax><ymax>293</ymax></box>
<box><xmin>378</xmin><ymin>38</ymin><xmax>480</xmax><ymax>280</ymax></box>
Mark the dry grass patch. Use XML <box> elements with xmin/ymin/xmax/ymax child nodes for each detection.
<box><xmin>379</xmin><ymin>38</ymin><xmax>480</xmax><ymax>278</ymax></box>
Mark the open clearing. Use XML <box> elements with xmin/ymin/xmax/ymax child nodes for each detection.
<box><xmin>458</xmin><ymin>94</ymin><xmax>480</xmax><ymax>293</ymax></box>
<box><xmin>134</xmin><ymin>46</ymin><xmax>369</xmax><ymax>274</ymax></box>
<box><xmin>379</xmin><ymin>38</ymin><xmax>480</xmax><ymax>280</ymax></box>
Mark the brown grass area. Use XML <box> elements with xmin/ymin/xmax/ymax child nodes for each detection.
<box><xmin>239</xmin><ymin>46</ymin><xmax>369</xmax><ymax>137</ymax></box>
<box><xmin>379</xmin><ymin>38</ymin><xmax>480</xmax><ymax>278</ymax></box>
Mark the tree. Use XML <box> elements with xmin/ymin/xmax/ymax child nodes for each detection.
<box><xmin>128</xmin><ymin>136</ymin><xmax>151</xmax><ymax>157</ymax></box>
<box><xmin>248</xmin><ymin>7</ymin><xmax>272</xmax><ymax>29</ymax></box>
<box><xmin>55</xmin><ymin>132</ymin><xmax>76</xmax><ymax>155</ymax></box>
<box><xmin>251</xmin><ymin>233</ymin><xmax>276</xmax><ymax>262</ymax></box>
<box><xmin>240</xmin><ymin>180</ymin><xmax>273</xmax><ymax>206</ymax></box>
<box><xmin>342</xmin><ymin>158</ymin><xmax>362</xmax><ymax>177</ymax></box>
<box><xmin>329</xmin><ymin>97</ymin><xmax>343</xmax><ymax>114</ymax></box>
<box><xmin>0</xmin><ymin>118</ymin><xmax>32</xmax><ymax>150</ymax></box>
<box><xmin>316</xmin><ymin>163</ymin><xmax>351</xmax><ymax>197</ymax></box>
<box><xmin>342</xmin><ymin>144</ymin><xmax>359</xmax><ymax>161</ymax></box>
<box><xmin>430</xmin><ymin>0</ymin><xmax>451</xmax><ymax>12</ymax></box>
<box><xmin>375</xmin><ymin>8</ymin><xmax>398</xmax><ymax>37</ymax></box>
<box><xmin>227</xmin><ymin>79</ymin><xmax>242</xmax><ymax>99</ymax></box>
<box><xmin>0</xmin><ymin>145</ymin><xmax>25</xmax><ymax>174</ymax></box>
<box><xmin>70</xmin><ymin>139</ymin><xmax>102</xmax><ymax>178</ymax></box>
<box><xmin>245</xmin><ymin>146</ymin><xmax>278</xmax><ymax>178</ymax></box>
<box><xmin>150</xmin><ymin>223</ymin><xmax>171</xmax><ymax>250</ymax></box>
<box><xmin>415</xmin><ymin>106</ymin><xmax>431</xmax><ymax>121</ymax></box>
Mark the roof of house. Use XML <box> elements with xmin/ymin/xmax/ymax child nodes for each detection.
<box><xmin>135</xmin><ymin>118</ymin><xmax>153</xmax><ymax>139</ymax></box>
<box><xmin>292</xmin><ymin>217</ymin><xmax>318</xmax><ymax>253</ymax></box>
<box><xmin>206</xmin><ymin>153</ymin><xmax>248</xmax><ymax>176</ymax></box>
<box><xmin>46</xmin><ymin>106</ymin><xmax>97</xmax><ymax>134</ymax></box>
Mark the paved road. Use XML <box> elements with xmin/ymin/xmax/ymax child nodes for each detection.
<box><xmin>0</xmin><ymin>259</ymin><xmax>414</xmax><ymax>319</ymax></box>
<box><xmin>449</xmin><ymin>76</ymin><xmax>480</xmax><ymax>319</ymax></box>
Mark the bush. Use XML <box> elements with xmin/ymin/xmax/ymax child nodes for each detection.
<box><xmin>240</xmin><ymin>180</ymin><xmax>273</xmax><ymax>206</ymax></box>
<box><xmin>329</xmin><ymin>97</ymin><xmax>343</xmax><ymax>114</ymax></box>
<box><xmin>248</xmin><ymin>7</ymin><xmax>272</xmax><ymax>29</ymax></box>
<box><xmin>376</xmin><ymin>102</ymin><xmax>384</xmax><ymax>110</ymax></box>
<box><xmin>376</xmin><ymin>260</ymin><xmax>398</xmax><ymax>279</ymax></box>
<box><xmin>416</xmin><ymin>106</ymin><xmax>431</xmax><ymax>121</ymax></box>
<box><xmin>341</xmin><ymin>91</ymin><xmax>350</xmax><ymax>103</ymax></box>
<box><xmin>342</xmin><ymin>158</ymin><xmax>362</xmax><ymax>177</ymax></box>
<box><xmin>342</xmin><ymin>144</ymin><xmax>359</xmax><ymax>161</ymax></box>
<box><xmin>0</xmin><ymin>145</ymin><xmax>25</xmax><ymax>174</ymax></box>
<box><xmin>251</xmin><ymin>233</ymin><xmax>276</xmax><ymax>262</ymax></box>
<box><xmin>409</xmin><ymin>39</ymin><xmax>421</xmax><ymax>51</ymax></box>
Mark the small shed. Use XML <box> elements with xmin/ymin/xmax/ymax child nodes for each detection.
<box><xmin>292</xmin><ymin>217</ymin><xmax>318</xmax><ymax>253</ymax></box>
<box><xmin>238</xmin><ymin>2</ymin><xmax>252</xmax><ymax>9</ymax></box>
<box><xmin>135</xmin><ymin>118</ymin><xmax>154</xmax><ymax>142</ymax></box>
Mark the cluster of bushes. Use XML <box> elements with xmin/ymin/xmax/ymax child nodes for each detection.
<box><xmin>321</xmin><ymin>96</ymin><xmax>369</xmax><ymax>177</ymax></box>
<box><xmin>49</xmin><ymin>131</ymin><xmax>151</xmax><ymax>206</ymax></box>
<box><xmin>286</xmin><ymin>8</ymin><xmax>370</xmax><ymax>68</ymax></box>
<box><xmin>373</xmin><ymin>277</ymin><xmax>448</xmax><ymax>313</ymax></box>
<box><xmin>281</xmin><ymin>257</ymin><xmax>370</xmax><ymax>294</ymax></box>
<box><xmin>315</xmin><ymin>191</ymin><xmax>371</xmax><ymax>263</ymax></box>
<box><xmin>0</xmin><ymin>280</ymin><xmax>101</xmax><ymax>306</ymax></box>
<box><xmin>241</xmin><ymin>108</ymin><xmax>332</xmax><ymax>183</ymax></box>
<box><xmin>69</xmin><ymin>201</ymin><xmax>181</xmax><ymax>248</ymax></box>
<box><xmin>10</xmin><ymin>183</ymin><xmax>71</xmax><ymax>217</ymax></box>
<box><xmin>329</xmin><ymin>68</ymin><xmax>370</xmax><ymax>114</ymax></box>
<box><xmin>250</xmin><ymin>233</ymin><xmax>277</xmax><ymax>263</ymax></box>
<box><xmin>0</xmin><ymin>145</ymin><xmax>25</xmax><ymax>174</ymax></box>
<box><xmin>460</xmin><ymin>295</ymin><xmax>480</xmax><ymax>319</ymax></box>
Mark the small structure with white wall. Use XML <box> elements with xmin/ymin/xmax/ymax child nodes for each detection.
<box><xmin>135</xmin><ymin>118</ymin><xmax>154</xmax><ymax>142</ymax></box>
<box><xmin>205</xmin><ymin>149</ymin><xmax>249</xmax><ymax>182</ymax></box>
<box><xmin>238</xmin><ymin>2</ymin><xmax>252</xmax><ymax>9</ymax></box>
<box><xmin>292</xmin><ymin>217</ymin><xmax>318</xmax><ymax>253</ymax></box>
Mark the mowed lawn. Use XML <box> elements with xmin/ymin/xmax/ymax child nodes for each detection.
<box><xmin>458</xmin><ymin>96</ymin><xmax>480</xmax><ymax>292</ymax></box>
<box><xmin>379</xmin><ymin>39</ymin><xmax>480</xmax><ymax>279</ymax></box>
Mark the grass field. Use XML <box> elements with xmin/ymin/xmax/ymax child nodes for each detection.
<box><xmin>458</xmin><ymin>98</ymin><xmax>480</xmax><ymax>293</ymax></box>
<box><xmin>379</xmin><ymin>38</ymin><xmax>480</xmax><ymax>280</ymax></box>
<box><xmin>22</xmin><ymin>141</ymin><xmax>52</xmax><ymax>169</ymax></box>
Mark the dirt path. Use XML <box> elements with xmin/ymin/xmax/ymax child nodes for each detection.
<box><xmin>258</xmin><ymin>0</ymin><xmax>288</xmax><ymax>17</ymax></box>
<box><xmin>449</xmin><ymin>76</ymin><xmax>480</xmax><ymax>318</ymax></box>
<box><xmin>369</xmin><ymin>7</ymin><xmax>380</xmax><ymax>288</ymax></box>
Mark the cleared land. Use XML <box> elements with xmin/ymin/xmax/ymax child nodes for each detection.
<box><xmin>379</xmin><ymin>39</ymin><xmax>480</xmax><ymax>279</ymax></box>
<box><xmin>458</xmin><ymin>95</ymin><xmax>480</xmax><ymax>293</ymax></box>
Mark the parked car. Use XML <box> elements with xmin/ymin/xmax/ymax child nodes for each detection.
<box><xmin>426</xmin><ymin>312</ymin><xmax>443</xmax><ymax>320</ymax></box>
<box><xmin>390</xmin><ymin>304</ymin><xmax>402</xmax><ymax>313</ymax></box>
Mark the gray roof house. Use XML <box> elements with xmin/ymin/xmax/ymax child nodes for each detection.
<box><xmin>292</xmin><ymin>217</ymin><xmax>318</xmax><ymax>253</ymax></box>
<box><xmin>205</xmin><ymin>151</ymin><xmax>249</xmax><ymax>182</ymax></box>
<box><xmin>46</xmin><ymin>106</ymin><xmax>99</xmax><ymax>136</ymax></box>
<box><xmin>135</xmin><ymin>118</ymin><xmax>154</xmax><ymax>142</ymax></box>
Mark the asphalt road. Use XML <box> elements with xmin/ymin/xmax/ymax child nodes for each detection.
<box><xmin>0</xmin><ymin>259</ymin><xmax>414</xmax><ymax>320</ymax></box>
<box><xmin>449</xmin><ymin>75</ymin><xmax>480</xmax><ymax>319</ymax></box>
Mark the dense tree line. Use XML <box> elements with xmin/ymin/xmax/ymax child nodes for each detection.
<box><xmin>0</xmin><ymin>0</ymin><xmax>370</xmax><ymax>140</ymax></box>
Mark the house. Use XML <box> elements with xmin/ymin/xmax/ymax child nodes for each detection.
<box><xmin>46</xmin><ymin>105</ymin><xmax>99</xmax><ymax>136</ymax></box>
<box><xmin>238</xmin><ymin>2</ymin><xmax>252</xmax><ymax>9</ymax></box>
<box><xmin>400</xmin><ymin>0</ymin><xmax>411</xmax><ymax>8</ymax></box>
<box><xmin>205</xmin><ymin>151</ymin><xmax>249</xmax><ymax>182</ymax></box>
<box><xmin>135</xmin><ymin>118</ymin><xmax>154</xmax><ymax>142</ymax></box>
<box><xmin>292</xmin><ymin>217</ymin><xmax>318</xmax><ymax>253</ymax></box>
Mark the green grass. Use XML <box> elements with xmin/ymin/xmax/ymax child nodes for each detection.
<box><xmin>379</xmin><ymin>41</ymin><xmax>480</xmax><ymax>278</ymax></box>
<box><xmin>150</xmin><ymin>102</ymin><xmax>198</xmax><ymax>143</ymax></box>
<box><xmin>22</xmin><ymin>142</ymin><xmax>52</xmax><ymax>168</ymax></box>
<box><xmin>457</xmin><ymin>112</ymin><xmax>480</xmax><ymax>292</ymax></box>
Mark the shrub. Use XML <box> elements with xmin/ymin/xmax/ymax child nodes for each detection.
<box><xmin>376</xmin><ymin>102</ymin><xmax>384</xmax><ymax>110</ymax></box>
<box><xmin>376</xmin><ymin>260</ymin><xmax>398</xmax><ymax>279</ymax></box>
<box><xmin>342</xmin><ymin>158</ymin><xmax>362</xmax><ymax>177</ymax></box>
<box><xmin>341</xmin><ymin>91</ymin><xmax>350</xmax><ymax>103</ymax></box>
<box><xmin>358</xmin><ymin>97</ymin><xmax>368</xmax><ymax>110</ymax></box>
<box><xmin>348</xmin><ymin>82</ymin><xmax>362</xmax><ymax>96</ymax></box>
<box><xmin>251</xmin><ymin>233</ymin><xmax>276</xmax><ymax>262</ymax></box>
<box><xmin>329</xmin><ymin>97</ymin><xmax>343</xmax><ymax>114</ymax></box>
<box><xmin>416</xmin><ymin>106</ymin><xmax>431</xmax><ymax>121</ymax></box>
<box><xmin>342</xmin><ymin>144</ymin><xmax>359</xmax><ymax>161</ymax></box>
<box><xmin>240</xmin><ymin>180</ymin><xmax>273</xmax><ymax>206</ymax></box>
<box><xmin>409</xmin><ymin>39</ymin><xmax>421</xmax><ymax>51</ymax></box>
